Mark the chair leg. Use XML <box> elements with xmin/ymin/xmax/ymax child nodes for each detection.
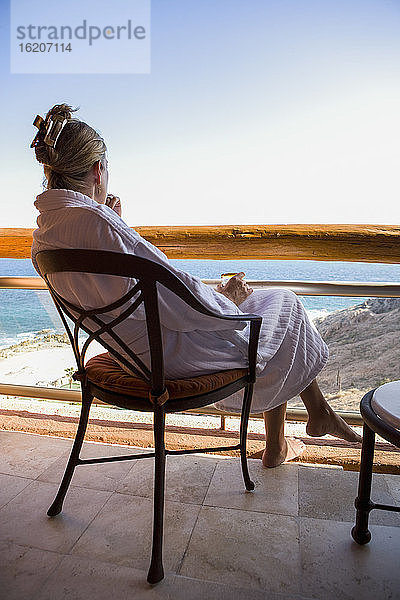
<box><xmin>147</xmin><ymin>403</ymin><xmax>166</xmax><ymax>584</ymax></box>
<box><xmin>239</xmin><ymin>384</ymin><xmax>255</xmax><ymax>491</ymax></box>
<box><xmin>47</xmin><ymin>388</ymin><xmax>93</xmax><ymax>517</ymax></box>
<box><xmin>351</xmin><ymin>423</ymin><xmax>375</xmax><ymax>544</ymax></box>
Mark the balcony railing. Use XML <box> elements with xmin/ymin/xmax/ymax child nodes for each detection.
<box><xmin>2</xmin><ymin>278</ymin><xmax>399</xmax><ymax>428</ymax></box>
<box><xmin>1</xmin><ymin>225</ymin><xmax>399</xmax><ymax>430</ymax></box>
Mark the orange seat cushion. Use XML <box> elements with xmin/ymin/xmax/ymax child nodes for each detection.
<box><xmin>85</xmin><ymin>353</ymin><xmax>248</xmax><ymax>400</ymax></box>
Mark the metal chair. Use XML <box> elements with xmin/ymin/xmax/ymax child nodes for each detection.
<box><xmin>36</xmin><ymin>249</ymin><xmax>262</xmax><ymax>584</ymax></box>
<box><xmin>352</xmin><ymin>381</ymin><xmax>400</xmax><ymax>545</ymax></box>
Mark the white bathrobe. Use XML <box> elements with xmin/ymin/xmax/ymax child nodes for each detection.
<box><xmin>31</xmin><ymin>189</ymin><xmax>328</xmax><ymax>413</ymax></box>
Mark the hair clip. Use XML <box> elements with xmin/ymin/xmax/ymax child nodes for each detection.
<box><xmin>43</xmin><ymin>114</ymin><xmax>68</xmax><ymax>148</ymax></box>
<box><xmin>30</xmin><ymin>115</ymin><xmax>45</xmax><ymax>148</ymax></box>
<box><xmin>30</xmin><ymin>113</ymin><xmax>68</xmax><ymax>149</ymax></box>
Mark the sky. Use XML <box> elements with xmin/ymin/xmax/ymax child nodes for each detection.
<box><xmin>1</xmin><ymin>0</ymin><xmax>400</xmax><ymax>227</ymax></box>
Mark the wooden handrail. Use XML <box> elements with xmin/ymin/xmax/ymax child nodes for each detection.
<box><xmin>1</xmin><ymin>224</ymin><xmax>400</xmax><ymax>262</ymax></box>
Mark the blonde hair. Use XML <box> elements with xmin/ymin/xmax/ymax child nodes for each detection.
<box><xmin>33</xmin><ymin>103</ymin><xmax>107</xmax><ymax>194</ymax></box>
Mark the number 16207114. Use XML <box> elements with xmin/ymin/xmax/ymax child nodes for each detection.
<box><xmin>19</xmin><ymin>43</ymin><xmax>72</xmax><ymax>52</ymax></box>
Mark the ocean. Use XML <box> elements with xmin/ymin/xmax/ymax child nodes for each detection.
<box><xmin>1</xmin><ymin>257</ymin><xmax>400</xmax><ymax>349</ymax></box>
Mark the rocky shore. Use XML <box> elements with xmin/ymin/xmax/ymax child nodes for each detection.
<box><xmin>0</xmin><ymin>331</ymin><xmax>70</xmax><ymax>360</ymax></box>
<box><xmin>305</xmin><ymin>297</ymin><xmax>400</xmax><ymax>411</ymax></box>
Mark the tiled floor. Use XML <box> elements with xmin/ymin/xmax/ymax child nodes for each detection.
<box><xmin>0</xmin><ymin>430</ymin><xmax>399</xmax><ymax>600</ymax></box>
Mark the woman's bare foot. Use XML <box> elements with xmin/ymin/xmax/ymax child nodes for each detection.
<box><xmin>262</xmin><ymin>437</ymin><xmax>305</xmax><ymax>468</ymax></box>
<box><xmin>306</xmin><ymin>404</ymin><xmax>362</xmax><ymax>443</ymax></box>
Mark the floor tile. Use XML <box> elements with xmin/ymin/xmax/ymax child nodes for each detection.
<box><xmin>0</xmin><ymin>431</ymin><xmax>71</xmax><ymax>478</ymax></box>
<box><xmin>38</xmin><ymin>441</ymin><xmax>145</xmax><ymax>492</ymax></box>
<box><xmin>0</xmin><ymin>480</ymin><xmax>111</xmax><ymax>553</ymax></box>
<box><xmin>299</xmin><ymin>465</ymin><xmax>400</xmax><ymax>526</ymax></box>
<box><xmin>37</xmin><ymin>554</ymin><xmax>158</xmax><ymax>600</ymax></box>
<box><xmin>117</xmin><ymin>454</ymin><xmax>218</xmax><ymax>504</ymax></box>
<box><xmin>180</xmin><ymin>505</ymin><xmax>301</xmax><ymax>595</ymax></box>
<box><xmin>71</xmin><ymin>493</ymin><xmax>201</xmax><ymax>573</ymax></box>
<box><xmin>300</xmin><ymin>517</ymin><xmax>400</xmax><ymax>600</ymax></box>
<box><xmin>0</xmin><ymin>540</ymin><xmax>63</xmax><ymax>600</ymax></box>
<box><xmin>166</xmin><ymin>574</ymin><xmax>303</xmax><ymax>600</ymax></box>
<box><xmin>384</xmin><ymin>473</ymin><xmax>400</xmax><ymax>504</ymax></box>
<box><xmin>204</xmin><ymin>459</ymin><xmax>298</xmax><ymax>516</ymax></box>
<box><xmin>0</xmin><ymin>473</ymin><xmax>32</xmax><ymax>509</ymax></box>
<box><xmin>36</xmin><ymin>554</ymin><xmax>292</xmax><ymax>600</ymax></box>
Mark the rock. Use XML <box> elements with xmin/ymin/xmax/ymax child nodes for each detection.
<box><xmin>0</xmin><ymin>332</ymin><xmax>70</xmax><ymax>359</ymax></box>
<box><xmin>361</xmin><ymin>297</ymin><xmax>400</xmax><ymax>314</ymax></box>
<box><xmin>314</xmin><ymin>297</ymin><xmax>400</xmax><ymax>408</ymax></box>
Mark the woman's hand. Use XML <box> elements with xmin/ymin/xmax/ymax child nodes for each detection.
<box><xmin>216</xmin><ymin>272</ymin><xmax>253</xmax><ymax>306</ymax></box>
<box><xmin>105</xmin><ymin>194</ymin><xmax>122</xmax><ymax>217</ymax></box>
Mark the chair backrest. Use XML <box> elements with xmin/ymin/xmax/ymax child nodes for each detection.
<box><xmin>36</xmin><ymin>249</ymin><xmax>255</xmax><ymax>401</ymax></box>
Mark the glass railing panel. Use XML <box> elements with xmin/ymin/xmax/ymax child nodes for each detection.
<box><xmin>1</xmin><ymin>287</ymin><xmax>399</xmax><ymax>416</ymax></box>
<box><xmin>0</xmin><ymin>260</ymin><xmax>93</xmax><ymax>389</ymax></box>
<box><xmin>287</xmin><ymin>295</ymin><xmax>400</xmax><ymax>413</ymax></box>
<box><xmin>0</xmin><ymin>287</ymin><xmax>77</xmax><ymax>388</ymax></box>
<box><xmin>1</xmin><ymin>258</ymin><xmax>400</xmax><ymax>418</ymax></box>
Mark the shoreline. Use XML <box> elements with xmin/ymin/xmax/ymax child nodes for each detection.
<box><xmin>0</xmin><ymin>332</ymin><xmax>103</xmax><ymax>388</ymax></box>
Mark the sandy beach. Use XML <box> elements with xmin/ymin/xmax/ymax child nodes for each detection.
<box><xmin>0</xmin><ymin>333</ymin><xmax>104</xmax><ymax>388</ymax></box>
<box><xmin>0</xmin><ymin>347</ymin><xmax>76</xmax><ymax>387</ymax></box>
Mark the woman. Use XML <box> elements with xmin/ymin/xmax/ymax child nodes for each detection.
<box><xmin>31</xmin><ymin>103</ymin><xmax>361</xmax><ymax>468</ymax></box>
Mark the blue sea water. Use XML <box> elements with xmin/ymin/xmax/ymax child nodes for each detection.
<box><xmin>1</xmin><ymin>257</ymin><xmax>400</xmax><ymax>349</ymax></box>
